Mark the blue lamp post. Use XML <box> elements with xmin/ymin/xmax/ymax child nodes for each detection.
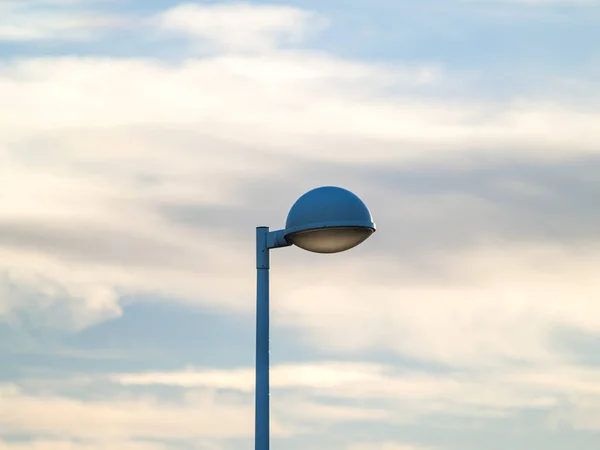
<box><xmin>255</xmin><ymin>186</ymin><xmax>376</xmax><ymax>450</ymax></box>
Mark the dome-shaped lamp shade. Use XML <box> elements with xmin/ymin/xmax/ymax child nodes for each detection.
<box><xmin>284</xmin><ymin>186</ymin><xmax>376</xmax><ymax>254</ymax></box>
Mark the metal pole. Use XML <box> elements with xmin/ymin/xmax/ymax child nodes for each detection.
<box><xmin>255</xmin><ymin>226</ymin><xmax>270</xmax><ymax>450</ymax></box>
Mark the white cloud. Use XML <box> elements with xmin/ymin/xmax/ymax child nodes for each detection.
<box><xmin>0</xmin><ymin>1</ymin><xmax>127</xmax><ymax>42</ymax></box>
<box><xmin>0</xmin><ymin>50</ymin><xmax>442</xmax><ymax>332</ymax></box>
<box><xmin>111</xmin><ymin>362</ymin><xmax>387</xmax><ymax>391</ymax></box>
<box><xmin>0</xmin><ymin>440</ymin><xmax>175</xmax><ymax>450</ymax></box>
<box><xmin>8</xmin><ymin>355</ymin><xmax>600</xmax><ymax>446</ymax></box>
<box><xmin>0</xmin><ymin>55</ymin><xmax>597</xmax><ymax>164</ymax></box>
<box><xmin>0</xmin><ymin>381</ymin><xmax>393</xmax><ymax>443</ymax></box>
<box><xmin>0</xmin><ymin>2</ymin><xmax>599</xmax><ymax>383</ymax></box>
<box><xmin>107</xmin><ymin>360</ymin><xmax>600</xmax><ymax>428</ymax></box>
<box><xmin>463</xmin><ymin>0</ymin><xmax>598</xmax><ymax>4</ymax></box>
<box><xmin>0</xmin><ymin>1</ymin><xmax>83</xmax><ymax>6</ymax></box>
<box><xmin>272</xmin><ymin>242</ymin><xmax>600</xmax><ymax>367</ymax></box>
<box><xmin>0</xmin><ymin>384</ymin><xmax>285</xmax><ymax>440</ymax></box>
<box><xmin>0</xmin><ymin>269</ymin><xmax>121</xmax><ymax>330</ymax></box>
<box><xmin>347</xmin><ymin>444</ymin><xmax>432</xmax><ymax>450</ymax></box>
<box><xmin>3</xmin><ymin>2</ymin><xmax>600</xmax><ymax>449</ymax></box>
<box><xmin>0</xmin><ymin>50</ymin><xmax>599</xmax><ymax>359</ymax></box>
<box><xmin>112</xmin><ymin>362</ymin><xmax>510</xmax><ymax>422</ymax></box>
<box><xmin>157</xmin><ymin>2</ymin><xmax>328</xmax><ymax>52</ymax></box>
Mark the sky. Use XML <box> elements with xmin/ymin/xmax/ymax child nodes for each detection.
<box><xmin>1</xmin><ymin>0</ymin><xmax>600</xmax><ymax>449</ymax></box>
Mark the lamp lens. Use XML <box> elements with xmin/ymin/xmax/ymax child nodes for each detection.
<box><xmin>286</xmin><ymin>226</ymin><xmax>373</xmax><ymax>254</ymax></box>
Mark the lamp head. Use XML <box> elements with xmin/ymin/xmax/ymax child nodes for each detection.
<box><xmin>283</xmin><ymin>186</ymin><xmax>376</xmax><ymax>253</ymax></box>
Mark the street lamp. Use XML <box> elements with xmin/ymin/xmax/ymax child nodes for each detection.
<box><xmin>255</xmin><ymin>186</ymin><xmax>376</xmax><ymax>450</ymax></box>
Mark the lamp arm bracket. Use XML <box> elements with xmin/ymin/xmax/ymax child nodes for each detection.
<box><xmin>266</xmin><ymin>229</ymin><xmax>291</xmax><ymax>250</ymax></box>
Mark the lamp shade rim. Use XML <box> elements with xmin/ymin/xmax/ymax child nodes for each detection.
<box><xmin>282</xmin><ymin>220</ymin><xmax>376</xmax><ymax>240</ymax></box>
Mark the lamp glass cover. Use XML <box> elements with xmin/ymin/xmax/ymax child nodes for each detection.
<box><xmin>286</xmin><ymin>226</ymin><xmax>373</xmax><ymax>254</ymax></box>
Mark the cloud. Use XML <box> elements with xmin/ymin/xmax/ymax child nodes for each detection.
<box><xmin>347</xmin><ymin>444</ymin><xmax>432</xmax><ymax>450</ymax></box>
<box><xmin>156</xmin><ymin>2</ymin><xmax>328</xmax><ymax>52</ymax></box>
<box><xmin>0</xmin><ymin>380</ymin><xmax>393</xmax><ymax>444</ymax></box>
<box><xmin>1</xmin><ymin>49</ymin><xmax>600</xmax><ymax>364</ymax></box>
<box><xmin>0</xmin><ymin>55</ymin><xmax>597</xmax><ymax>163</ymax></box>
<box><xmin>462</xmin><ymin>0</ymin><xmax>598</xmax><ymax>4</ymax></box>
<box><xmin>111</xmin><ymin>362</ymin><xmax>387</xmax><ymax>391</ymax></box>
<box><xmin>0</xmin><ymin>440</ymin><xmax>175</xmax><ymax>450</ymax></box>
<box><xmin>0</xmin><ymin>49</ymin><xmax>438</xmax><ymax>332</ymax></box>
<box><xmin>6</xmin><ymin>354</ymin><xmax>600</xmax><ymax>447</ymax></box>
<box><xmin>3</xmin><ymin>2</ymin><xmax>600</xmax><ymax>449</ymax></box>
<box><xmin>0</xmin><ymin>384</ymin><xmax>278</xmax><ymax>440</ymax></box>
<box><xmin>271</xmin><ymin>242</ymin><xmax>600</xmax><ymax>367</ymax></box>
<box><xmin>0</xmin><ymin>269</ymin><xmax>121</xmax><ymax>331</ymax></box>
<box><xmin>1</xmin><ymin>2</ymin><xmax>600</xmax><ymax>381</ymax></box>
<box><xmin>106</xmin><ymin>361</ymin><xmax>556</xmax><ymax>417</ymax></box>
<box><xmin>6</xmin><ymin>354</ymin><xmax>587</xmax><ymax>438</ymax></box>
<box><xmin>0</xmin><ymin>1</ymin><xmax>127</xmax><ymax>42</ymax></box>
<box><xmin>107</xmin><ymin>359</ymin><xmax>600</xmax><ymax>428</ymax></box>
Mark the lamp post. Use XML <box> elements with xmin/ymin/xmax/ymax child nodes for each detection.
<box><xmin>255</xmin><ymin>186</ymin><xmax>376</xmax><ymax>450</ymax></box>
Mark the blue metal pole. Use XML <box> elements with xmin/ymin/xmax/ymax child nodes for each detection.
<box><xmin>255</xmin><ymin>226</ymin><xmax>270</xmax><ymax>450</ymax></box>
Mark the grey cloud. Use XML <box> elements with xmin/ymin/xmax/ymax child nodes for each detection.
<box><xmin>156</xmin><ymin>154</ymin><xmax>600</xmax><ymax>265</ymax></box>
<box><xmin>0</xmin><ymin>220</ymin><xmax>201</xmax><ymax>270</ymax></box>
<box><xmin>549</xmin><ymin>325</ymin><xmax>600</xmax><ymax>367</ymax></box>
<box><xmin>6</xmin><ymin>140</ymin><xmax>600</xmax><ymax>284</ymax></box>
